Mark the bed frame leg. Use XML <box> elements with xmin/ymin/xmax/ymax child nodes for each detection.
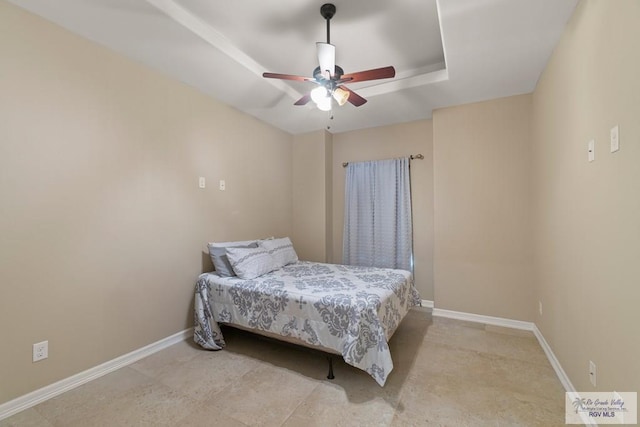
<box><xmin>327</xmin><ymin>356</ymin><xmax>335</xmax><ymax>380</ymax></box>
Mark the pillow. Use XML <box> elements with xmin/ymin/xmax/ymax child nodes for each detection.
<box><xmin>259</xmin><ymin>237</ymin><xmax>298</xmax><ymax>269</ymax></box>
<box><xmin>208</xmin><ymin>240</ymin><xmax>258</xmax><ymax>277</ymax></box>
<box><xmin>225</xmin><ymin>246</ymin><xmax>278</xmax><ymax>279</ymax></box>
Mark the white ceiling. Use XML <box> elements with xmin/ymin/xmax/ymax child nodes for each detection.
<box><xmin>10</xmin><ymin>0</ymin><xmax>578</xmax><ymax>135</ymax></box>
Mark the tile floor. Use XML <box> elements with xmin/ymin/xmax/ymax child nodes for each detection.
<box><xmin>0</xmin><ymin>309</ymin><xmax>567</xmax><ymax>426</ymax></box>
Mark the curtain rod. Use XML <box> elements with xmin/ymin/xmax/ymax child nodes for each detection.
<box><xmin>342</xmin><ymin>154</ymin><xmax>424</xmax><ymax>168</ymax></box>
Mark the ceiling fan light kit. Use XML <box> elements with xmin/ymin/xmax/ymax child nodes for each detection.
<box><xmin>262</xmin><ymin>3</ymin><xmax>395</xmax><ymax>111</ymax></box>
<box><xmin>310</xmin><ymin>86</ymin><xmax>329</xmax><ymax>104</ymax></box>
<box><xmin>333</xmin><ymin>87</ymin><xmax>349</xmax><ymax>106</ymax></box>
<box><xmin>317</xmin><ymin>97</ymin><xmax>332</xmax><ymax>112</ymax></box>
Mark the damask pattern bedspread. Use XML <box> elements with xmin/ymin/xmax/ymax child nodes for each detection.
<box><xmin>194</xmin><ymin>261</ymin><xmax>421</xmax><ymax>386</ymax></box>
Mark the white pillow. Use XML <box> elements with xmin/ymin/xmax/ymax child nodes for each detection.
<box><xmin>225</xmin><ymin>246</ymin><xmax>278</xmax><ymax>279</ymax></box>
<box><xmin>259</xmin><ymin>237</ymin><xmax>298</xmax><ymax>269</ymax></box>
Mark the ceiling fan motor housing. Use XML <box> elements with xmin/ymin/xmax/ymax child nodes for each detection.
<box><xmin>313</xmin><ymin>65</ymin><xmax>344</xmax><ymax>82</ymax></box>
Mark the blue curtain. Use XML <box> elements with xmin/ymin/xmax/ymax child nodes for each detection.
<box><xmin>342</xmin><ymin>157</ymin><xmax>413</xmax><ymax>271</ymax></box>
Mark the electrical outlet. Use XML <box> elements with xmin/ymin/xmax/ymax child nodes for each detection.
<box><xmin>538</xmin><ymin>301</ymin><xmax>542</xmax><ymax>316</ymax></box>
<box><xmin>589</xmin><ymin>360</ymin><xmax>597</xmax><ymax>387</ymax></box>
<box><xmin>33</xmin><ymin>341</ymin><xmax>48</xmax><ymax>362</ymax></box>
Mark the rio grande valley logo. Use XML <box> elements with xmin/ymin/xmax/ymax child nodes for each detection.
<box><xmin>565</xmin><ymin>392</ymin><xmax>637</xmax><ymax>424</ymax></box>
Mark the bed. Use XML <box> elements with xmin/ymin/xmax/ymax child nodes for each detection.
<box><xmin>194</xmin><ymin>256</ymin><xmax>421</xmax><ymax>386</ymax></box>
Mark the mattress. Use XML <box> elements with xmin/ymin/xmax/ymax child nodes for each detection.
<box><xmin>194</xmin><ymin>261</ymin><xmax>421</xmax><ymax>386</ymax></box>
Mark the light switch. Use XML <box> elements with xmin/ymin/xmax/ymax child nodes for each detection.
<box><xmin>219</xmin><ymin>180</ymin><xmax>226</xmax><ymax>191</ymax></box>
<box><xmin>198</xmin><ymin>177</ymin><xmax>206</xmax><ymax>189</ymax></box>
<box><xmin>610</xmin><ymin>125</ymin><xmax>619</xmax><ymax>153</ymax></box>
<box><xmin>588</xmin><ymin>139</ymin><xmax>595</xmax><ymax>162</ymax></box>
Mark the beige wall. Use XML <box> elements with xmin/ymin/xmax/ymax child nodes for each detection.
<box><xmin>331</xmin><ymin>120</ymin><xmax>434</xmax><ymax>300</ymax></box>
<box><xmin>531</xmin><ymin>0</ymin><xmax>640</xmax><ymax>391</ymax></box>
<box><xmin>292</xmin><ymin>131</ymin><xmax>332</xmax><ymax>262</ymax></box>
<box><xmin>432</xmin><ymin>95</ymin><xmax>534</xmax><ymax>321</ymax></box>
<box><xmin>0</xmin><ymin>2</ymin><xmax>292</xmax><ymax>404</ymax></box>
<box><xmin>5</xmin><ymin>0</ymin><xmax>639</xmax><ymax>407</ymax></box>
<box><xmin>324</xmin><ymin>134</ymin><xmax>334</xmax><ymax>263</ymax></box>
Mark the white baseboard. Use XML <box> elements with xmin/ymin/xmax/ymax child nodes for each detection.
<box><xmin>432</xmin><ymin>307</ymin><xmax>534</xmax><ymax>331</ymax></box>
<box><xmin>0</xmin><ymin>328</ymin><xmax>193</xmax><ymax>421</ymax></box>
<box><xmin>531</xmin><ymin>326</ymin><xmax>598</xmax><ymax>425</ymax></box>
<box><xmin>421</xmin><ymin>299</ymin><xmax>435</xmax><ymax>309</ymax></box>
<box><xmin>531</xmin><ymin>324</ymin><xmax>575</xmax><ymax>392</ymax></box>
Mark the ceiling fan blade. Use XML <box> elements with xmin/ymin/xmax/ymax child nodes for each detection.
<box><xmin>340</xmin><ymin>86</ymin><xmax>367</xmax><ymax>107</ymax></box>
<box><xmin>294</xmin><ymin>93</ymin><xmax>312</xmax><ymax>106</ymax></box>
<box><xmin>339</xmin><ymin>66</ymin><xmax>396</xmax><ymax>84</ymax></box>
<box><xmin>262</xmin><ymin>72</ymin><xmax>314</xmax><ymax>82</ymax></box>
<box><xmin>316</xmin><ymin>42</ymin><xmax>335</xmax><ymax>77</ymax></box>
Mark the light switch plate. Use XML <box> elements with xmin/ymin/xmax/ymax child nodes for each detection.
<box><xmin>219</xmin><ymin>180</ymin><xmax>226</xmax><ymax>191</ymax></box>
<box><xmin>198</xmin><ymin>177</ymin><xmax>206</xmax><ymax>189</ymax></box>
<box><xmin>588</xmin><ymin>139</ymin><xmax>595</xmax><ymax>162</ymax></box>
<box><xmin>610</xmin><ymin>125</ymin><xmax>619</xmax><ymax>153</ymax></box>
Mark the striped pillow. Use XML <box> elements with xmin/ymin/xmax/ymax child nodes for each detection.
<box><xmin>259</xmin><ymin>237</ymin><xmax>298</xmax><ymax>269</ymax></box>
<box><xmin>225</xmin><ymin>246</ymin><xmax>278</xmax><ymax>279</ymax></box>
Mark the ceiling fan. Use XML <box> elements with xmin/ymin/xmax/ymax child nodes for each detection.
<box><xmin>262</xmin><ymin>3</ymin><xmax>395</xmax><ymax>111</ymax></box>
